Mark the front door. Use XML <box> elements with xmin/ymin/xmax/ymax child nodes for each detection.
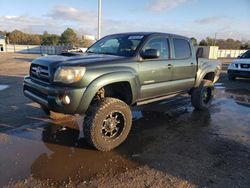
<box><xmin>138</xmin><ymin>37</ymin><xmax>174</xmax><ymax>100</ymax></box>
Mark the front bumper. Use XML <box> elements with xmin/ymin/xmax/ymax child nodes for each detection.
<box><xmin>23</xmin><ymin>76</ymin><xmax>86</xmax><ymax>114</ymax></box>
<box><xmin>228</xmin><ymin>69</ymin><xmax>250</xmax><ymax>78</ymax></box>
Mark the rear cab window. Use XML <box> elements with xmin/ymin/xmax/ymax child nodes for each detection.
<box><xmin>173</xmin><ymin>38</ymin><xmax>192</xmax><ymax>59</ymax></box>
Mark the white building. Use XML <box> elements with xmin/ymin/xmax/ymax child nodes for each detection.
<box><xmin>0</xmin><ymin>32</ymin><xmax>6</xmax><ymax>52</ymax></box>
<box><xmin>83</xmin><ymin>35</ymin><xmax>96</xmax><ymax>41</ymax></box>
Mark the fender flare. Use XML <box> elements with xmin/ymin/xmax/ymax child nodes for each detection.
<box><xmin>76</xmin><ymin>71</ymin><xmax>140</xmax><ymax>114</ymax></box>
<box><xmin>195</xmin><ymin>69</ymin><xmax>216</xmax><ymax>87</ymax></box>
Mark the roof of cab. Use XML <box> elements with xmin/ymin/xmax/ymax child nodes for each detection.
<box><xmin>106</xmin><ymin>32</ymin><xmax>190</xmax><ymax>40</ymax></box>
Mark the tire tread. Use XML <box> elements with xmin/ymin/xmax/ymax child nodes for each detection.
<box><xmin>83</xmin><ymin>97</ymin><xmax>132</xmax><ymax>151</ymax></box>
<box><xmin>191</xmin><ymin>79</ymin><xmax>214</xmax><ymax>110</ymax></box>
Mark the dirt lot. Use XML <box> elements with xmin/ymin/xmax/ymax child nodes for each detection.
<box><xmin>0</xmin><ymin>53</ymin><xmax>250</xmax><ymax>188</ymax></box>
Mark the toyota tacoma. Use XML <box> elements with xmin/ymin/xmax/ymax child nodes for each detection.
<box><xmin>23</xmin><ymin>32</ymin><xmax>221</xmax><ymax>151</ymax></box>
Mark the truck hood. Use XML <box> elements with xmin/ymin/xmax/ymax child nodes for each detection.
<box><xmin>232</xmin><ymin>59</ymin><xmax>250</xmax><ymax>64</ymax></box>
<box><xmin>32</xmin><ymin>53</ymin><xmax>131</xmax><ymax>68</ymax></box>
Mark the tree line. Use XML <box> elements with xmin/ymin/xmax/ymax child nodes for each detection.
<box><xmin>0</xmin><ymin>28</ymin><xmax>93</xmax><ymax>47</ymax></box>
<box><xmin>1</xmin><ymin>28</ymin><xmax>249</xmax><ymax>49</ymax></box>
<box><xmin>191</xmin><ymin>37</ymin><xmax>250</xmax><ymax>49</ymax></box>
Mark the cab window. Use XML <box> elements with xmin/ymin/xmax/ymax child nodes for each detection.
<box><xmin>173</xmin><ymin>38</ymin><xmax>192</xmax><ymax>59</ymax></box>
<box><xmin>143</xmin><ymin>38</ymin><xmax>170</xmax><ymax>59</ymax></box>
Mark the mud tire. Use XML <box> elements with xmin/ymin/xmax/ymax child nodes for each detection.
<box><xmin>191</xmin><ymin>80</ymin><xmax>214</xmax><ymax>110</ymax></box>
<box><xmin>83</xmin><ymin>97</ymin><xmax>132</xmax><ymax>151</ymax></box>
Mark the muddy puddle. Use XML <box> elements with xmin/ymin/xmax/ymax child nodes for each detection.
<box><xmin>212</xmin><ymin>86</ymin><xmax>250</xmax><ymax>141</ymax></box>
<box><xmin>0</xmin><ymin>83</ymin><xmax>250</xmax><ymax>187</ymax></box>
<box><xmin>0</xmin><ymin>117</ymin><xmax>138</xmax><ymax>187</ymax></box>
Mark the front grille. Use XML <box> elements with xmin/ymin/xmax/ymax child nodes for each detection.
<box><xmin>240</xmin><ymin>64</ymin><xmax>250</xmax><ymax>69</ymax></box>
<box><xmin>30</xmin><ymin>64</ymin><xmax>50</xmax><ymax>84</ymax></box>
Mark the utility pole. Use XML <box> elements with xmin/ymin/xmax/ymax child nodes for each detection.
<box><xmin>98</xmin><ymin>0</ymin><xmax>102</xmax><ymax>40</ymax></box>
<box><xmin>213</xmin><ymin>32</ymin><xmax>217</xmax><ymax>46</ymax></box>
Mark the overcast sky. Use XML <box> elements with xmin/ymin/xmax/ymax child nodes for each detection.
<box><xmin>0</xmin><ymin>0</ymin><xmax>250</xmax><ymax>40</ymax></box>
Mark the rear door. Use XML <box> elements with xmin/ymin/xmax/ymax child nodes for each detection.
<box><xmin>170</xmin><ymin>37</ymin><xmax>196</xmax><ymax>91</ymax></box>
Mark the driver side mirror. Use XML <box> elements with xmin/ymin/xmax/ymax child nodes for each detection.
<box><xmin>141</xmin><ymin>49</ymin><xmax>160</xmax><ymax>59</ymax></box>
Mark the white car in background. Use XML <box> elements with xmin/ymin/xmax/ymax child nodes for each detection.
<box><xmin>228</xmin><ymin>50</ymin><xmax>250</xmax><ymax>80</ymax></box>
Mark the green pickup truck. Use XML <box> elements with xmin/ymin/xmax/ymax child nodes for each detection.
<box><xmin>23</xmin><ymin>32</ymin><xmax>221</xmax><ymax>151</ymax></box>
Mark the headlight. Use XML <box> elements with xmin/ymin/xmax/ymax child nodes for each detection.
<box><xmin>54</xmin><ymin>66</ymin><xmax>86</xmax><ymax>84</ymax></box>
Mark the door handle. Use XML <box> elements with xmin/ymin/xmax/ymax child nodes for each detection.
<box><xmin>167</xmin><ymin>64</ymin><xmax>172</xmax><ymax>69</ymax></box>
<box><xmin>190</xmin><ymin>62</ymin><xmax>194</xmax><ymax>66</ymax></box>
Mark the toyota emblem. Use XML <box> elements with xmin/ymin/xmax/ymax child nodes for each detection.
<box><xmin>35</xmin><ymin>67</ymin><xmax>42</xmax><ymax>77</ymax></box>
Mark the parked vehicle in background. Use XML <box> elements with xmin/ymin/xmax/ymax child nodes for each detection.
<box><xmin>228</xmin><ymin>50</ymin><xmax>250</xmax><ymax>80</ymax></box>
<box><xmin>23</xmin><ymin>32</ymin><xmax>221</xmax><ymax>151</ymax></box>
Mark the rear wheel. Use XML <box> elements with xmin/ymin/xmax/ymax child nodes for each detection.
<box><xmin>83</xmin><ymin>97</ymin><xmax>132</xmax><ymax>151</ymax></box>
<box><xmin>191</xmin><ymin>80</ymin><xmax>214</xmax><ymax>110</ymax></box>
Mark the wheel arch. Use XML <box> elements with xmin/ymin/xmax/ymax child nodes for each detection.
<box><xmin>76</xmin><ymin>71</ymin><xmax>139</xmax><ymax>114</ymax></box>
<box><xmin>195</xmin><ymin>70</ymin><xmax>216</xmax><ymax>87</ymax></box>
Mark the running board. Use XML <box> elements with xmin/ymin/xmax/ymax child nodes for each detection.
<box><xmin>137</xmin><ymin>92</ymin><xmax>187</xmax><ymax>106</ymax></box>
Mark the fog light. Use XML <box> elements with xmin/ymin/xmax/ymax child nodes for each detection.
<box><xmin>62</xmin><ymin>95</ymin><xmax>71</xmax><ymax>104</ymax></box>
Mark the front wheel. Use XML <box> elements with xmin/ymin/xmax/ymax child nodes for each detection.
<box><xmin>191</xmin><ymin>80</ymin><xmax>214</xmax><ymax>110</ymax></box>
<box><xmin>83</xmin><ymin>97</ymin><xmax>132</xmax><ymax>151</ymax></box>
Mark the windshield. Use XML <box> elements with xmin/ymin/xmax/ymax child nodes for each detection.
<box><xmin>86</xmin><ymin>34</ymin><xmax>145</xmax><ymax>57</ymax></box>
<box><xmin>240</xmin><ymin>50</ymin><xmax>250</xmax><ymax>59</ymax></box>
